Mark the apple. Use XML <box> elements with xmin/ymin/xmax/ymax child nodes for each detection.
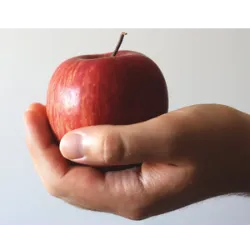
<box><xmin>46</xmin><ymin>32</ymin><xmax>169</xmax><ymax>142</ymax></box>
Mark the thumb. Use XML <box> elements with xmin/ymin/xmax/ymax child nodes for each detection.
<box><xmin>59</xmin><ymin>114</ymin><xmax>173</xmax><ymax>166</ymax></box>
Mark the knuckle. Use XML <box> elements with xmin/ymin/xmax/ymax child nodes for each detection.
<box><xmin>126</xmin><ymin>210</ymin><xmax>147</xmax><ymax>221</ymax></box>
<box><xmin>119</xmin><ymin>199</ymin><xmax>149</xmax><ymax>221</ymax></box>
<box><xmin>102</xmin><ymin>130</ymin><xmax>125</xmax><ymax>165</ymax></box>
<box><xmin>124</xmin><ymin>206</ymin><xmax>148</xmax><ymax>221</ymax></box>
<box><xmin>45</xmin><ymin>179</ymin><xmax>63</xmax><ymax>198</ymax></box>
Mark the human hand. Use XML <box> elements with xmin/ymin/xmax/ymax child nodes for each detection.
<box><xmin>24</xmin><ymin>103</ymin><xmax>250</xmax><ymax>220</ymax></box>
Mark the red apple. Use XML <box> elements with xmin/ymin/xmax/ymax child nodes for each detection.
<box><xmin>46</xmin><ymin>33</ymin><xmax>168</xmax><ymax>141</ymax></box>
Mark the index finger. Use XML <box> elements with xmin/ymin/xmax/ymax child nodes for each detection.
<box><xmin>24</xmin><ymin>103</ymin><xmax>69</xmax><ymax>183</ymax></box>
<box><xmin>24</xmin><ymin>103</ymin><xmax>109</xmax><ymax>211</ymax></box>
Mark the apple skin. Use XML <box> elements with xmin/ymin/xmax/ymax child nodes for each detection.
<box><xmin>46</xmin><ymin>50</ymin><xmax>168</xmax><ymax>141</ymax></box>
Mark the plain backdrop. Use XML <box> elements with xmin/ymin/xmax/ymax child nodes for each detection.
<box><xmin>0</xmin><ymin>29</ymin><xmax>250</xmax><ymax>225</ymax></box>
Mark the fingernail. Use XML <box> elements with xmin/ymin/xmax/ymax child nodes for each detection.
<box><xmin>60</xmin><ymin>132</ymin><xmax>91</xmax><ymax>160</ymax></box>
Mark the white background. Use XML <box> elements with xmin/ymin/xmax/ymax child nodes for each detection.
<box><xmin>1</xmin><ymin>29</ymin><xmax>250</xmax><ymax>224</ymax></box>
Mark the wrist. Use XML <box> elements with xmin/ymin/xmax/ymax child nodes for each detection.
<box><xmin>227</xmin><ymin>112</ymin><xmax>250</xmax><ymax>194</ymax></box>
<box><xmin>241</xmin><ymin>113</ymin><xmax>250</xmax><ymax>192</ymax></box>
<box><xmin>204</xmin><ymin>110</ymin><xmax>250</xmax><ymax>197</ymax></box>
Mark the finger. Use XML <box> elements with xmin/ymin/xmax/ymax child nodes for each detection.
<box><xmin>26</xmin><ymin>102</ymin><xmax>46</xmax><ymax>116</ymax></box>
<box><xmin>24</xmin><ymin>103</ymin><xmax>69</xmax><ymax>188</ymax></box>
<box><xmin>62</xmin><ymin>162</ymin><xmax>195</xmax><ymax>220</ymax></box>
<box><xmin>59</xmin><ymin>114</ymin><xmax>175</xmax><ymax>166</ymax></box>
<box><xmin>25</xmin><ymin>103</ymin><xmax>54</xmax><ymax>149</ymax></box>
<box><xmin>61</xmin><ymin>164</ymin><xmax>146</xmax><ymax>217</ymax></box>
<box><xmin>24</xmin><ymin>103</ymin><xmax>112</xmax><ymax>206</ymax></box>
<box><xmin>24</xmin><ymin>104</ymin><xmax>145</xmax><ymax>215</ymax></box>
<box><xmin>24</xmin><ymin>104</ymin><xmax>145</xmax><ymax>214</ymax></box>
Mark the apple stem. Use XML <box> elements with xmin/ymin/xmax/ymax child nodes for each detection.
<box><xmin>112</xmin><ymin>32</ymin><xmax>127</xmax><ymax>56</ymax></box>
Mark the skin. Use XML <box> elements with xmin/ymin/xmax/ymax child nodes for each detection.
<box><xmin>24</xmin><ymin>103</ymin><xmax>250</xmax><ymax>220</ymax></box>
